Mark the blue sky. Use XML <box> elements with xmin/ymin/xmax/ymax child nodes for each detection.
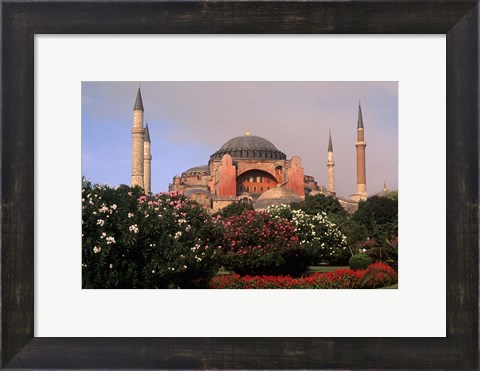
<box><xmin>82</xmin><ymin>81</ymin><xmax>398</xmax><ymax>198</ymax></box>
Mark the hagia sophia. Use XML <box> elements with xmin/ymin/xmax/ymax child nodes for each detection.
<box><xmin>130</xmin><ymin>87</ymin><xmax>380</xmax><ymax>213</ymax></box>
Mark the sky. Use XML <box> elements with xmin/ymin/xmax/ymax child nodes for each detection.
<box><xmin>82</xmin><ymin>81</ymin><xmax>398</xmax><ymax>199</ymax></box>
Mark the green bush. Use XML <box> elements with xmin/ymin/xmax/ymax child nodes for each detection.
<box><xmin>349</xmin><ymin>254</ymin><xmax>373</xmax><ymax>271</ymax></box>
<box><xmin>82</xmin><ymin>181</ymin><xmax>222</xmax><ymax>288</ymax></box>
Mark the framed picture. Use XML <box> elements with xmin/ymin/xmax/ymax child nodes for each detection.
<box><xmin>2</xmin><ymin>1</ymin><xmax>478</xmax><ymax>369</ymax></box>
<box><xmin>79</xmin><ymin>81</ymin><xmax>399</xmax><ymax>290</ymax></box>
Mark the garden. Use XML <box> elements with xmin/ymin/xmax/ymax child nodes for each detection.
<box><xmin>82</xmin><ymin>179</ymin><xmax>398</xmax><ymax>289</ymax></box>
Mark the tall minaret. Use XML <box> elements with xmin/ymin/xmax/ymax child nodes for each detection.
<box><xmin>143</xmin><ymin>123</ymin><xmax>152</xmax><ymax>193</ymax></box>
<box><xmin>327</xmin><ymin>129</ymin><xmax>335</xmax><ymax>193</ymax></box>
<box><xmin>131</xmin><ymin>87</ymin><xmax>145</xmax><ymax>189</ymax></box>
<box><xmin>355</xmin><ymin>102</ymin><xmax>367</xmax><ymax>199</ymax></box>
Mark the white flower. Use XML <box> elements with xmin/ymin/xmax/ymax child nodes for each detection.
<box><xmin>174</xmin><ymin>231</ymin><xmax>182</xmax><ymax>239</ymax></box>
<box><xmin>109</xmin><ymin>263</ymin><xmax>113</xmax><ymax>269</ymax></box>
<box><xmin>96</xmin><ymin>219</ymin><xmax>105</xmax><ymax>226</ymax></box>
<box><xmin>93</xmin><ymin>246</ymin><xmax>101</xmax><ymax>254</ymax></box>
<box><xmin>183</xmin><ymin>265</ymin><xmax>187</xmax><ymax>269</ymax></box>
<box><xmin>129</xmin><ymin>224</ymin><xmax>139</xmax><ymax>234</ymax></box>
<box><xmin>106</xmin><ymin>236</ymin><xmax>116</xmax><ymax>244</ymax></box>
<box><xmin>152</xmin><ymin>270</ymin><xmax>155</xmax><ymax>273</ymax></box>
<box><xmin>128</xmin><ymin>213</ymin><xmax>134</xmax><ymax>218</ymax></box>
<box><xmin>111</xmin><ymin>204</ymin><xmax>117</xmax><ymax>210</ymax></box>
<box><xmin>99</xmin><ymin>205</ymin><xmax>109</xmax><ymax>213</ymax></box>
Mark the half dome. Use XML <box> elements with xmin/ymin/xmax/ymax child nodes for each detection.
<box><xmin>254</xmin><ymin>185</ymin><xmax>302</xmax><ymax>210</ymax></box>
<box><xmin>183</xmin><ymin>165</ymin><xmax>210</xmax><ymax>175</ymax></box>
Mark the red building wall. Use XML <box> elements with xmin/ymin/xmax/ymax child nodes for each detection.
<box><xmin>215</xmin><ymin>154</ymin><xmax>237</xmax><ymax>197</ymax></box>
<box><xmin>286</xmin><ymin>156</ymin><xmax>305</xmax><ymax>197</ymax></box>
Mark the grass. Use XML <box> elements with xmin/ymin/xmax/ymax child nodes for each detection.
<box><xmin>381</xmin><ymin>283</ymin><xmax>398</xmax><ymax>289</ymax></box>
<box><xmin>305</xmin><ymin>266</ymin><xmax>349</xmax><ymax>274</ymax></box>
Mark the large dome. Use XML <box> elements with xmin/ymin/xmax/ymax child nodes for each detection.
<box><xmin>254</xmin><ymin>185</ymin><xmax>302</xmax><ymax>210</ymax></box>
<box><xmin>210</xmin><ymin>135</ymin><xmax>287</xmax><ymax>161</ymax></box>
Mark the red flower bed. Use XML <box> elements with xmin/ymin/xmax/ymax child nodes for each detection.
<box><xmin>210</xmin><ymin>262</ymin><xmax>397</xmax><ymax>289</ymax></box>
<box><xmin>361</xmin><ymin>261</ymin><xmax>398</xmax><ymax>288</ymax></box>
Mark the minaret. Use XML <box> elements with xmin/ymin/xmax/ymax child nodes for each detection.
<box><xmin>131</xmin><ymin>87</ymin><xmax>145</xmax><ymax>189</ymax></box>
<box><xmin>327</xmin><ymin>129</ymin><xmax>335</xmax><ymax>193</ymax></box>
<box><xmin>143</xmin><ymin>123</ymin><xmax>152</xmax><ymax>193</ymax></box>
<box><xmin>355</xmin><ymin>102</ymin><xmax>367</xmax><ymax>199</ymax></box>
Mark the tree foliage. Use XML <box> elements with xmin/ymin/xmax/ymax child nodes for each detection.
<box><xmin>215</xmin><ymin>201</ymin><xmax>254</xmax><ymax>218</ymax></box>
<box><xmin>291</xmin><ymin>194</ymin><xmax>347</xmax><ymax>218</ymax></box>
<box><xmin>352</xmin><ymin>195</ymin><xmax>398</xmax><ymax>247</ymax></box>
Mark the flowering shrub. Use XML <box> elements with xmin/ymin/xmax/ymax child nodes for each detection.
<box><xmin>361</xmin><ymin>262</ymin><xmax>398</xmax><ymax>288</ymax></box>
<box><xmin>82</xmin><ymin>181</ymin><xmax>222</xmax><ymax>288</ymax></box>
<box><xmin>267</xmin><ymin>204</ymin><xmax>348</xmax><ymax>265</ymax></box>
<box><xmin>210</xmin><ymin>263</ymin><xmax>397</xmax><ymax>289</ymax></box>
<box><xmin>218</xmin><ymin>209</ymin><xmax>304</xmax><ymax>276</ymax></box>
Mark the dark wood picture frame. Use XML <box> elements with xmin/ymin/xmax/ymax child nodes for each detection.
<box><xmin>2</xmin><ymin>1</ymin><xmax>478</xmax><ymax>369</ymax></box>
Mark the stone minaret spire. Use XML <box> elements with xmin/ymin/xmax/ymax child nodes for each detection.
<box><xmin>143</xmin><ymin>123</ymin><xmax>152</xmax><ymax>193</ymax></box>
<box><xmin>327</xmin><ymin>129</ymin><xmax>335</xmax><ymax>193</ymax></box>
<box><xmin>355</xmin><ymin>102</ymin><xmax>367</xmax><ymax>198</ymax></box>
<box><xmin>131</xmin><ymin>87</ymin><xmax>145</xmax><ymax>189</ymax></box>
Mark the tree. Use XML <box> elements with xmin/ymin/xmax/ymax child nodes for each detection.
<box><xmin>291</xmin><ymin>194</ymin><xmax>347</xmax><ymax>219</ymax></box>
<box><xmin>352</xmin><ymin>195</ymin><xmax>398</xmax><ymax>242</ymax></box>
<box><xmin>215</xmin><ymin>201</ymin><xmax>254</xmax><ymax>218</ymax></box>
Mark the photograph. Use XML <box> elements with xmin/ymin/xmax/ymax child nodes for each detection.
<box><xmin>81</xmin><ymin>81</ymin><xmax>398</xmax><ymax>289</ymax></box>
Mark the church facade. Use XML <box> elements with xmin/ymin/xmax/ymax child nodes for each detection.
<box><xmin>169</xmin><ymin>132</ymin><xmax>311</xmax><ymax>211</ymax></box>
<box><xmin>130</xmin><ymin>87</ymin><xmax>369</xmax><ymax>211</ymax></box>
